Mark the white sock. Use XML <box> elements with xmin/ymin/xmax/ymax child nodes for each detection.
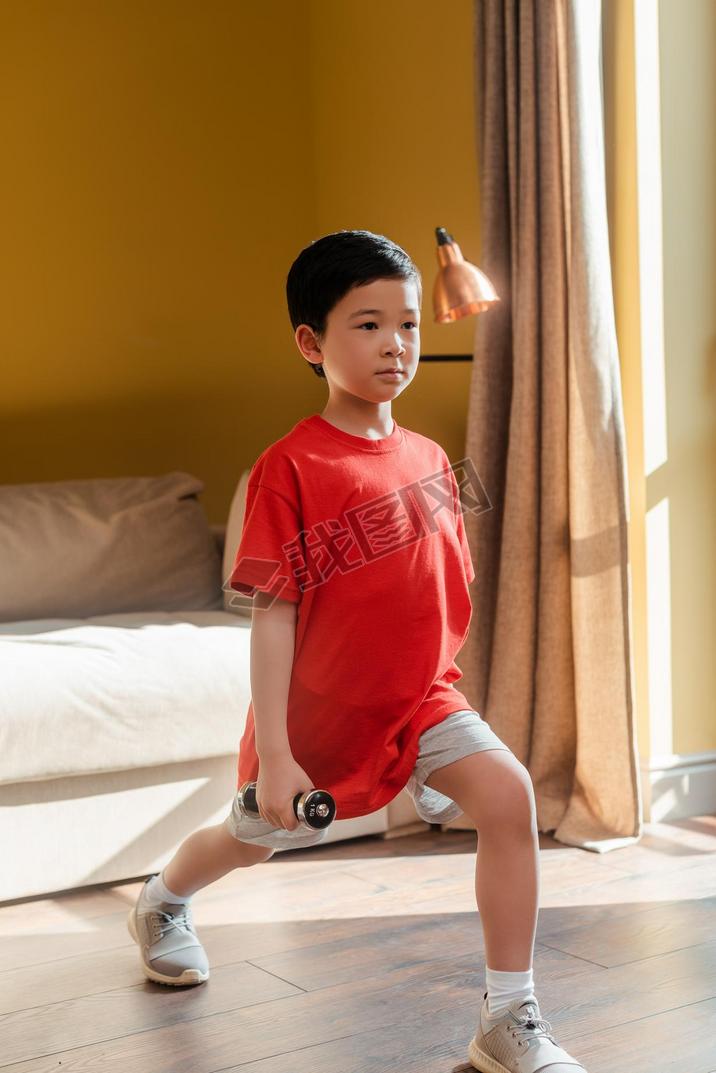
<box><xmin>143</xmin><ymin>869</ymin><xmax>192</xmax><ymax>907</ymax></box>
<box><xmin>484</xmin><ymin>966</ymin><xmax>537</xmax><ymax>1018</ymax></box>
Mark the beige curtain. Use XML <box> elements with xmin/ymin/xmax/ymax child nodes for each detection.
<box><xmin>456</xmin><ymin>0</ymin><xmax>642</xmax><ymax>851</ymax></box>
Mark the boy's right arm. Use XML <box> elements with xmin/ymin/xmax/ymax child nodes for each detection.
<box><xmin>250</xmin><ymin>592</ymin><xmax>315</xmax><ymax>830</ymax></box>
<box><xmin>250</xmin><ymin>591</ymin><xmax>297</xmax><ymax>760</ymax></box>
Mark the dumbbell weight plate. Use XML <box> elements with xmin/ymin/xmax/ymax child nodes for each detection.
<box><xmin>238</xmin><ymin>782</ymin><xmax>336</xmax><ymax>830</ymax></box>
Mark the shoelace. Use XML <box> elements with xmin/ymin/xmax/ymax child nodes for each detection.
<box><xmin>150</xmin><ymin>907</ymin><xmax>193</xmax><ymax>941</ymax></box>
<box><xmin>511</xmin><ymin>1011</ymin><xmax>557</xmax><ymax>1049</ymax></box>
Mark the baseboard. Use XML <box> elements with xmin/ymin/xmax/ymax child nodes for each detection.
<box><xmin>640</xmin><ymin>749</ymin><xmax>716</xmax><ymax>822</ymax></box>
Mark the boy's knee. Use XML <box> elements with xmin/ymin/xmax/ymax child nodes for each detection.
<box><xmin>479</xmin><ymin>758</ymin><xmax>536</xmax><ymax>834</ymax></box>
<box><xmin>231</xmin><ymin>839</ymin><xmax>276</xmax><ymax>865</ymax></box>
<box><xmin>501</xmin><ymin>763</ymin><xmax>537</xmax><ymax>831</ymax></box>
<box><xmin>222</xmin><ymin>820</ymin><xmax>276</xmax><ymax>864</ymax></box>
<box><xmin>253</xmin><ymin>846</ymin><xmax>276</xmax><ymax>863</ymax></box>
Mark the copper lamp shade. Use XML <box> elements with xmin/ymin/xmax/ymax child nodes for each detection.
<box><xmin>432</xmin><ymin>226</ymin><xmax>499</xmax><ymax>324</ymax></box>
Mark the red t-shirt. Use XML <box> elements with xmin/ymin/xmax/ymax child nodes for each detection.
<box><xmin>229</xmin><ymin>413</ymin><xmax>476</xmax><ymax>820</ymax></box>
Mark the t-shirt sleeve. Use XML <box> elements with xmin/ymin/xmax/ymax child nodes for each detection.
<box><xmin>228</xmin><ymin>477</ymin><xmax>304</xmax><ymax>605</ymax></box>
<box><xmin>442</xmin><ymin>449</ymin><xmax>476</xmax><ymax>584</ymax></box>
<box><xmin>456</xmin><ymin>497</ymin><xmax>476</xmax><ymax>583</ymax></box>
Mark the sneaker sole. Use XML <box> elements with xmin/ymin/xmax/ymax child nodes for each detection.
<box><xmin>468</xmin><ymin>1036</ymin><xmax>511</xmax><ymax>1073</ymax></box>
<box><xmin>127</xmin><ymin>905</ymin><xmax>210</xmax><ymax>986</ymax></box>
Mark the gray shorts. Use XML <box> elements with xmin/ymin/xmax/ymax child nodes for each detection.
<box><xmin>222</xmin><ymin>708</ymin><xmax>510</xmax><ymax>853</ymax></box>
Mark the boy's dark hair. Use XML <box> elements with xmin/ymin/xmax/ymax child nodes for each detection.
<box><xmin>286</xmin><ymin>229</ymin><xmax>422</xmax><ymax>379</ymax></box>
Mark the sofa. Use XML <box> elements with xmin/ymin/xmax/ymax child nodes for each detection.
<box><xmin>0</xmin><ymin>470</ymin><xmax>430</xmax><ymax>903</ymax></box>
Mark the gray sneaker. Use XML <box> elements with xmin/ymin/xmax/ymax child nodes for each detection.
<box><xmin>127</xmin><ymin>875</ymin><xmax>210</xmax><ymax>986</ymax></box>
<box><xmin>468</xmin><ymin>992</ymin><xmax>587</xmax><ymax>1072</ymax></box>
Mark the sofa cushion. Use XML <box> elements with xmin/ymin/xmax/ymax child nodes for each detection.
<box><xmin>222</xmin><ymin>469</ymin><xmax>253</xmax><ymax>617</ymax></box>
<box><xmin>0</xmin><ymin>610</ymin><xmax>250</xmax><ymax>786</ymax></box>
<box><xmin>0</xmin><ymin>472</ymin><xmax>223</xmax><ymax>622</ymax></box>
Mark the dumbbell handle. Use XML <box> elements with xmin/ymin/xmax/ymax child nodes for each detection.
<box><xmin>238</xmin><ymin>781</ymin><xmax>336</xmax><ymax>830</ymax></box>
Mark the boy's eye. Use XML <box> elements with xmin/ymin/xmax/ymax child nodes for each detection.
<box><xmin>358</xmin><ymin>321</ymin><xmax>418</xmax><ymax>330</ymax></box>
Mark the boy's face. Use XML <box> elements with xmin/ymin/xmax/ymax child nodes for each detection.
<box><xmin>296</xmin><ymin>277</ymin><xmax>421</xmax><ymax>404</ymax></box>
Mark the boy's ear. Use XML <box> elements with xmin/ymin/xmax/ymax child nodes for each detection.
<box><xmin>294</xmin><ymin>324</ymin><xmax>322</xmax><ymax>359</ymax></box>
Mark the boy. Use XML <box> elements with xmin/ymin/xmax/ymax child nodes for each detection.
<box><xmin>128</xmin><ymin>230</ymin><xmax>587</xmax><ymax>1073</ymax></box>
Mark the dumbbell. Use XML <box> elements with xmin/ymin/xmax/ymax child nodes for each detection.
<box><xmin>237</xmin><ymin>781</ymin><xmax>337</xmax><ymax>830</ymax></box>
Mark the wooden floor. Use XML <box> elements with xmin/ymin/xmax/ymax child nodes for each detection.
<box><xmin>1</xmin><ymin>815</ymin><xmax>716</xmax><ymax>1073</ymax></box>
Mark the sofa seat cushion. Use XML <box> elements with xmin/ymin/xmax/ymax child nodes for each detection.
<box><xmin>0</xmin><ymin>611</ymin><xmax>250</xmax><ymax>786</ymax></box>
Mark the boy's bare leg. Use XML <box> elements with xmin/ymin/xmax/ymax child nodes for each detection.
<box><xmin>161</xmin><ymin>822</ymin><xmax>274</xmax><ymax>898</ymax></box>
<box><xmin>472</xmin><ymin>807</ymin><xmax>539</xmax><ymax>970</ymax></box>
<box><xmin>424</xmin><ymin>750</ymin><xmax>539</xmax><ymax>970</ymax></box>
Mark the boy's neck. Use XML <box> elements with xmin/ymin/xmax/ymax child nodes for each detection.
<box><xmin>319</xmin><ymin>400</ymin><xmax>394</xmax><ymax>440</ymax></box>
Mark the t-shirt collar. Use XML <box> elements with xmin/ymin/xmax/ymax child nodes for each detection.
<box><xmin>304</xmin><ymin>413</ymin><xmax>404</xmax><ymax>453</ymax></box>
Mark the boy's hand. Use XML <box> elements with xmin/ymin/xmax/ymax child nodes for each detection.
<box><xmin>256</xmin><ymin>754</ymin><xmax>316</xmax><ymax>831</ymax></box>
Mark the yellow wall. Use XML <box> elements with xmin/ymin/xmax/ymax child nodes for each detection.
<box><xmin>657</xmin><ymin>0</ymin><xmax>716</xmax><ymax>755</ymax></box>
<box><xmin>603</xmin><ymin>0</ymin><xmax>716</xmax><ymax>757</ymax></box>
<box><xmin>602</xmin><ymin>0</ymin><xmax>651</xmax><ymax>762</ymax></box>
<box><xmin>0</xmin><ymin>0</ymin><xmax>478</xmax><ymax>525</ymax></box>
